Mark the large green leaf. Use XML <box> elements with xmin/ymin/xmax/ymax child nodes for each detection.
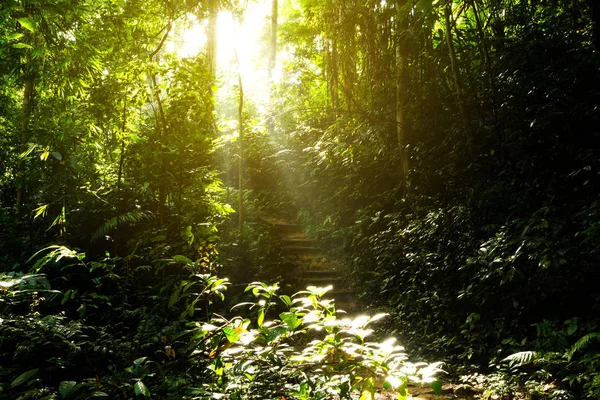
<box><xmin>17</xmin><ymin>17</ymin><xmax>36</xmax><ymax>33</ymax></box>
<box><xmin>172</xmin><ymin>255</ymin><xmax>192</xmax><ymax>264</ymax></box>
<box><xmin>431</xmin><ymin>379</ymin><xmax>442</xmax><ymax>395</ymax></box>
<box><xmin>223</xmin><ymin>327</ymin><xmax>240</xmax><ymax>343</ymax></box>
<box><xmin>59</xmin><ymin>381</ymin><xmax>82</xmax><ymax>398</ymax></box>
<box><xmin>11</xmin><ymin>368</ymin><xmax>39</xmax><ymax>388</ymax></box>
<box><xmin>13</xmin><ymin>43</ymin><xmax>33</xmax><ymax>49</ymax></box>
<box><xmin>134</xmin><ymin>381</ymin><xmax>150</xmax><ymax>397</ymax></box>
<box><xmin>280</xmin><ymin>312</ymin><xmax>301</xmax><ymax>330</ymax></box>
<box><xmin>5</xmin><ymin>32</ymin><xmax>24</xmax><ymax>41</ymax></box>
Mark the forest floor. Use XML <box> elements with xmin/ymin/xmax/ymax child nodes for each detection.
<box><xmin>361</xmin><ymin>384</ymin><xmax>475</xmax><ymax>399</ymax></box>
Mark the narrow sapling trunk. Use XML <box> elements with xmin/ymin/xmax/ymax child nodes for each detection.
<box><xmin>116</xmin><ymin>97</ymin><xmax>127</xmax><ymax>233</ymax></box>
<box><xmin>236</xmin><ymin>54</ymin><xmax>245</xmax><ymax>236</ymax></box>
<box><xmin>16</xmin><ymin>56</ymin><xmax>35</xmax><ymax>208</ymax></box>
<box><xmin>444</xmin><ymin>2</ymin><xmax>471</xmax><ymax>151</ymax></box>
<box><xmin>148</xmin><ymin>17</ymin><xmax>172</xmax><ymax>227</ymax></box>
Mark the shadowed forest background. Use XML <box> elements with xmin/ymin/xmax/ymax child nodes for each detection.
<box><xmin>0</xmin><ymin>0</ymin><xmax>599</xmax><ymax>398</ymax></box>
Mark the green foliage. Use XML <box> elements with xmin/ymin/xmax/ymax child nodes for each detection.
<box><xmin>181</xmin><ymin>283</ymin><xmax>442</xmax><ymax>399</ymax></box>
<box><xmin>0</xmin><ymin>242</ymin><xmax>440</xmax><ymax>399</ymax></box>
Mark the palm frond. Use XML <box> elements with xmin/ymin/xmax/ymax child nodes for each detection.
<box><xmin>502</xmin><ymin>351</ymin><xmax>538</xmax><ymax>367</ymax></box>
<box><xmin>568</xmin><ymin>333</ymin><xmax>600</xmax><ymax>360</ymax></box>
<box><xmin>91</xmin><ymin>211</ymin><xmax>155</xmax><ymax>243</ymax></box>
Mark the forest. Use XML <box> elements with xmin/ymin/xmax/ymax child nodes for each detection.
<box><xmin>0</xmin><ymin>0</ymin><xmax>599</xmax><ymax>399</ymax></box>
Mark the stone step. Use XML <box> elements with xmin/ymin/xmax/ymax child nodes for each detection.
<box><xmin>281</xmin><ymin>238</ymin><xmax>313</xmax><ymax>247</ymax></box>
<box><xmin>303</xmin><ymin>276</ymin><xmax>344</xmax><ymax>285</ymax></box>
<box><xmin>329</xmin><ymin>290</ymin><xmax>354</xmax><ymax>302</ymax></box>
<box><xmin>303</xmin><ymin>269</ymin><xmax>340</xmax><ymax>277</ymax></box>
<box><xmin>272</xmin><ymin>223</ymin><xmax>303</xmax><ymax>234</ymax></box>
<box><xmin>282</xmin><ymin>246</ymin><xmax>320</xmax><ymax>255</ymax></box>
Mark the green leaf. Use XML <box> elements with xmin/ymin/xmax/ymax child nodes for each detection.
<box><xmin>397</xmin><ymin>381</ymin><xmax>409</xmax><ymax>400</ymax></box>
<box><xmin>172</xmin><ymin>255</ymin><xmax>192</xmax><ymax>264</ymax></box>
<box><xmin>266</xmin><ymin>326</ymin><xmax>287</xmax><ymax>343</ymax></box>
<box><xmin>13</xmin><ymin>43</ymin><xmax>33</xmax><ymax>49</ymax></box>
<box><xmin>223</xmin><ymin>327</ymin><xmax>240</xmax><ymax>343</ymax></box>
<box><xmin>133</xmin><ymin>357</ymin><xmax>147</xmax><ymax>367</ymax></box>
<box><xmin>134</xmin><ymin>381</ymin><xmax>150</xmax><ymax>397</ymax></box>
<box><xmin>33</xmin><ymin>204</ymin><xmax>48</xmax><ymax>219</ymax></box>
<box><xmin>279</xmin><ymin>295</ymin><xmax>292</xmax><ymax>306</ymax></box>
<box><xmin>5</xmin><ymin>32</ymin><xmax>24</xmax><ymax>41</ymax></box>
<box><xmin>19</xmin><ymin>143</ymin><xmax>37</xmax><ymax>158</ymax></box>
<box><xmin>51</xmin><ymin>151</ymin><xmax>62</xmax><ymax>161</ymax></box>
<box><xmin>257</xmin><ymin>308</ymin><xmax>265</xmax><ymax>327</ymax></box>
<box><xmin>431</xmin><ymin>379</ymin><xmax>442</xmax><ymax>395</ymax></box>
<box><xmin>59</xmin><ymin>381</ymin><xmax>78</xmax><ymax>397</ymax></box>
<box><xmin>502</xmin><ymin>351</ymin><xmax>537</xmax><ymax>367</ymax></box>
<box><xmin>280</xmin><ymin>312</ymin><xmax>301</xmax><ymax>330</ymax></box>
<box><xmin>17</xmin><ymin>17</ymin><xmax>36</xmax><ymax>33</ymax></box>
<box><xmin>168</xmin><ymin>287</ymin><xmax>181</xmax><ymax>308</ymax></box>
<box><xmin>11</xmin><ymin>368</ymin><xmax>39</xmax><ymax>388</ymax></box>
<box><xmin>568</xmin><ymin>332</ymin><xmax>600</xmax><ymax>360</ymax></box>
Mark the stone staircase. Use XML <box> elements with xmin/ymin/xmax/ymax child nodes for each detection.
<box><xmin>268</xmin><ymin>220</ymin><xmax>356</xmax><ymax>312</ymax></box>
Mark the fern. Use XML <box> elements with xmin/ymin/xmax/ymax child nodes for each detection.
<box><xmin>91</xmin><ymin>211</ymin><xmax>155</xmax><ymax>243</ymax></box>
<box><xmin>502</xmin><ymin>351</ymin><xmax>538</xmax><ymax>367</ymax></box>
<box><xmin>568</xmin><ymin>332</ymin><xmax>600</xmax><ymax>361</ymax></box>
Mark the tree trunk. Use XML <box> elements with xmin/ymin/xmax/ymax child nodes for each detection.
<box><xmin>150</xmin><ymin>73</ymin><xmax>168</xmax><ymax>227</ymax></box>
<box><xmin>148</xmin><ymin>18</ymin><xmax>172</xmax><ymax>227</ymax></box>
<box><xmin>237</xmin><ymin>68</ymin><xmax>244</xmax><ymax>236</ymax></box>
<box><xmin>15</xmin><ymin>69</ymin><xmax>35</xmax><ymax>207</ymax></box>
<box><xmin>116</xmin><ymin>97</ymin><xmax>127</xmax><ymax>233</ymax></box>
<box><xmin>267</xmin><ymin>0</ymin><xmax>278</xmax><ymax>135</ymax></box>
<box><xmin>268</xmin><ymin>0</ymin><xmax>278</xmax><ymax>81</ymax></box>
<box><xmin>330</xmin><ymin>38</ymin><xmax>340</xmax><ymax>111</ymax></box>
<box><xmin>444</xmin><ymin>2</ymin><xmax>470</xmax><ymax>150</ymax></box>
<box><xmin>207</xmin><ymin>0</ymin><xmax>219</xmax><ymax>79</ymax></box>
<box><xmin>395</xmin><ymin>5</ymin><xmax>409</xmax><ymax>183</ymax></box>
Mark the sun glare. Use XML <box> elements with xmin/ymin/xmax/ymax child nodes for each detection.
<box><xmin>171</xmin><ymin>1</ymin><xmax>276</xmax><ymax>110</ymax></box>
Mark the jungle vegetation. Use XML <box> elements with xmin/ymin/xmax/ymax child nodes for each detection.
<box><xmin>0</xmin><ymin>0</ymin><xmax>599</xmax><ymax>398</ymax></box>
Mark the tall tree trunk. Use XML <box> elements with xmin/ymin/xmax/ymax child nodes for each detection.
<box><xmin>330</xmin><ymin>38</ymin><xmax>340</xmax><ymax>111</ymax></box>
<box><xmin>148</xmin><ymin>17</ymin><xmax>172</xmax><ymax>227</ymax></box>
<box><xmin>150</xmin><ymin>73</ymin><xmax>168</xmax><ymax>227</ymax></box>
<box><xmin>444</xmin><ymin>2</ymin><xmax>470</xmax><ymax>150</ymax></box>
<box><xmin>268</xmin><ymin>0</ymin><xmax>278</xmax><ymax>81</ymax></box>
<box><xmin>116</xmin><ymin>97</ymin><xmax>127</xmax><ymax>233</ymax></box>
<box><xmin>340</xmin><ymin>3</ymin><xmax>356</xmax><ymax>110</ymax></box>
<box><xmin>207</xmin><ymin>0</ymin><xmax>219</xmax><ymax>80</ymax></box>
<box><xmin>16</xmin><ymin>56</ymin><xmax>35</xmax><ymax>207</ymax></box>
<box><xmin>395</xmin><ymin>5</ymin><xmax>409</xmax><ymax>183</ymax></box>
<box><xmin>237</xmin><ymin>65</ymin><xmax>244</xmax><ymax>236</ymax></box>
<box><xmin>267</xmin><ymin>0</ymin><xmax>278</xmax><ymax>135</ymax></box>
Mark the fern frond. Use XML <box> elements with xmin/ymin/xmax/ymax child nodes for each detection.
<box><xmin>91</xmin><ymin>211</ymin><xmax>155</xmax><ymax>243</ymax></box>
<box><xmin>568</xmin><ymin>333</ymin><xmax>600</xmax><ymax>360</ymax></box>
<box><xmin>502</xmin><ymin>351</ymin><xmax>538</xmax><ymax>367</ymax></box>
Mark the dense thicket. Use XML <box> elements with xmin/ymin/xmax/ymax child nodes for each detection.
<box><xmin>267</xmin><ymin>0</ymin><xmax>600</xmax><ymax>395</ymax></box>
